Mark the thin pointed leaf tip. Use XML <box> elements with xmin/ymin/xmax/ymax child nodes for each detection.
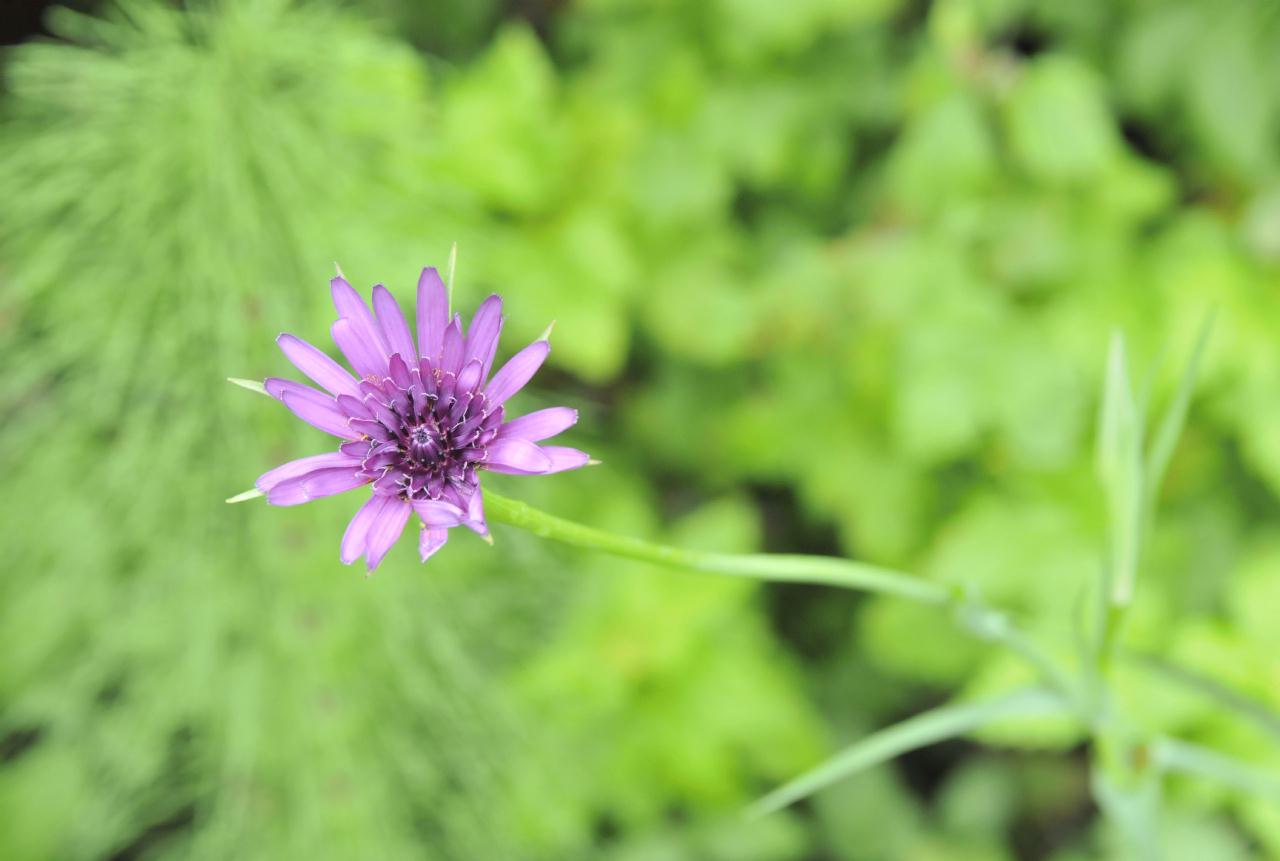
<box><xmin>241</xmin><ymin>264</ymin><xmax>591</xmax><ymax>572</ymax></box>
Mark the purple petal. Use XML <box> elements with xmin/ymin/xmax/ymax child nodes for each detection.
<box><xmin>365</xmin><ymin>498</ymin><xmax>412</xmax><ymax>571</ymax></box>
<box><xmin>387</xmin><ymin>353</ymin><xmax>413</xmax><ymax>389</ymax></box>
<box><xmin>256</xmin><ymin>452</ymin><xmax>362</xmax><ymax>493</ymax></box>
<box><xmin>336</xmin><ymin>394</ymin><xmax>373</xmax><ymax>420</ymax></box>
<box><xmin>372</xmin><ymin>469</ymin><xmax>408</xmax><ymax>497</ymax></box>
<box><xmin>281</xmin><ymin>391</ymin><xmax>359</xmax><ymax>439</ymax></box>
<box><xmin>341</xmin><ymin>493</ymin><xmax>388</xmax><ymax>565</ymax></box>
<box><xmin>483</xmin><ymin>437</ymin><xmax>553</xmax><ymax>474</ymax></box>
<box><xmin>268</xmin><ymin>467</ymin><xmax>367</xmax><ymax>506</ymax></box>
<box><xmin>440</xmin><ymin>483</ymin><xmax>466</xmax><ymax>509</ymax></box>
<box><xmin>349</xmin><ymin>418</ymin><xmax>393</xmax><ymax>442</ymax></box>
<box><xmin>463</xmin><ymin>491</ymin><xmax>488</xmax><ymax>536</ymax></box>
<box><xmin>417</xmin><ymin>268</ymin><xmax>448</xmax><ymax>362</ymax></box>
<box><xmin>464</xmin><ymin>295</ymin><xmax>504</xmax><ymax>380</ymax></box>
<box><xmin>364</xmin><ymin>448</ymin><xmax>400</xmax><ymax>470</ymax></box>
<box><xmin>540</xmin><ymin>446</ymin><xmax>592</xmax><ymax>474</ymax></box>
<box><xmin>485</xmin><ymin>340</ymin><xmax>549</xmax><ymax>407</ymax></box>
<box><xmin>455</xmin><ymin>359</ymin><xmax>483</xmax><ymax>397</ymax></box>
<box><xmin>277</xmin><ymin>334</ymin><xmax>361</xmax><ymax>399</ymax></box>
<box><xmin>264</xmin><ymin>377</ymin><xmax>330</xmax><ymax>404</ymax></box>
<box><xmin>362</xmin><ymin>395</ymin><xmax>399</xmax><ymax>429</ymax></box>
<box><xmin>419</xmin><ymin>527</ymin><xmax>449</xmax><ymax>562</ymax></box>
<box><xmin>417</xmin><ymin>358</ymin><xmax>438</xmax><ymax>396</ymax></box>
<box><xmin>499</xmin><ymin>407</ymin><xmax>577</xmax><ymax>442</ymax></box>
<box><xmin>340</xmin><ymin>440</ymin><xmax>374</xmax><ymax>458</ymax></box>
<box><xmin>373</xmin><ymin>285</ymin><xmax>417</xmax><ymax>363</ymax></box>
<box><xmin>413</xmin><ymin>499</ymin><xmax>466</xmax><ymax>527</ymax></box>
<box><xmin>265</xmin><ymin>380</ymin><xmax>337</xmax><ymax>419</ymax></box>
<box><xmin>331</xmin><ymin>277</ymin><xmax>390</xmax><ymax>363</ymax></box>
<box><xmin>358</xmin><ymin>378</ymin><xmax>392</xmax><ymax>403</ymax></box>
<box><xmin>331</xmin><ymin>318</ymin><xmax>386</xmax><ymax>379</ymax></box>
<box><xmin>440</xmin><ymin>315</ymin><xmax>464</xmax><ymax>375</ymax></box>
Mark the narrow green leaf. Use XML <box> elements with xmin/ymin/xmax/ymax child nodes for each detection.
<box><xmin>1096</xmin><ymin>331</ymin><xmax>1132</xmax><ymax>482</ymax></box>
<box><xmin>746</xmin><ymin>688</ymin><xmax>1065</xmax><ymax>817</ymax></box>
<box><xmin>226</xmin><ymin>488</ymin><xmax>265</xmax><ymax>504</ymax></box>
<box><xmin>1156</xmin><ymin>737</ymin><xmax>1280</xmax><ymax>801</ymax></box>
<box><xmin>227</xmin><ymin>377</ymin><xmax>270</xmax><ymax>397</ymax></box>
<box><xmin>1145</xmin><ymin>311</ymin><xmax>1214</xmax><ymax>501</ymax></box>
<box><xmin>1126</xmin><ymin>650</ymin><xmax>1280</xmax><ymax>743</ymax></box>
<box><xmin>1095</xmin><ymin>332</ymin><xmax>1145</xmax><ymax>609</ymax></box>
<box><xmin>955</xmin><ymin>590</ymin><xmax>1077</xmax><ymax>701</ymax></box>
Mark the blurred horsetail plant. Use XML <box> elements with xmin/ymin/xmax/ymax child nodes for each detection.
<box><xmin>236</xmin><ymin>307</ymin><xmax>1278</xmax><ymax>858</ymax></box>
<box><xmin>12</xmin><ymin>0</ymin><xmax>1280</xmax><ymax>856</ymax></box>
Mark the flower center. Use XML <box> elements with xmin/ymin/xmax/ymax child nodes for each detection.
<box><xmin>407</xmin><ymin>423</ymin><xmax>441</xmax><ymax>464</ymax></box>
<box><xmin>343</xmin><ymin>361</ymin><xmax>506</xmax><ymax>505</ymax></box>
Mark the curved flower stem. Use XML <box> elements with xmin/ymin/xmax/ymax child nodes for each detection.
<box><xmin>484</xmin><ymin>491</ymin><xmax>1085</xmax><ymax>708</ymax></box>
<box><xmin>483</xmin><ymin>491</ymin><xmax>951</xmax><ymax>605</ymax></box>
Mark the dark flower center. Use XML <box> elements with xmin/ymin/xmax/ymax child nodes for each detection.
<box><xmin>407</xmin><ymin>423</ymin><xmax>441</xmax><ymax>463</ymax></box>
<box><xmin>338</xmin><ymin>357</ymin><xmax>505</xmax><ymax>507</ymax></box>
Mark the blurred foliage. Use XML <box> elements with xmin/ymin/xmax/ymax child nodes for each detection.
<box><xmin>2</xmin><ymin>0</ymin><xmax>1280</xmax><ymax>858</ymax></box>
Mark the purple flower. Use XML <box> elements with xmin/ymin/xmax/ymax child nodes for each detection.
<box><xmin>257</xmin><ymin>268</ymin><xmax>589</xmax><ymax>571</ymax></box>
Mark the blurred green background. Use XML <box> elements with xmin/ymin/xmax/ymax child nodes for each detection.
<box><xmin>2</xmin><ymin>0</ymin><xmax>1279</xmax><ymax>857</ymax></box>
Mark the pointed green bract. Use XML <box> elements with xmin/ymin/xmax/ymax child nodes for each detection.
<box><xmin>446</xmin><ymin>240</ymin><xmax>458</xmax><ymax>317</ymax></box>
<box><xmin>225</xmin><ymin>488</ymin><xmax>265</xmax><ymax>504</ymax></box>
<box><xmin>227</xmin><ymin>377</ymin><xmax>270</xmax><ymax>397</ymax></box>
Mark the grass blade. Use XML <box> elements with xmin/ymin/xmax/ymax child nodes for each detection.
<box><xmin>1096</xmin><ymin>332</ymin><xmax>1144</xmax><ymax>609</ymax></box>
<box><xmin>1156</xmin><ymin>737</ymin><xmax>1280</xmax><ymax>801</ymax></box>
<box><xmin>1125</xmin><ymin>650</ymin><xmax>1280</xmax><ymax>743</ymax></box>
<box><xmin>746</xmin><ymin>687</ymin><xmax>1065</xmax><ymax>817</ymax></box>
<box><xmin>1145</xmin><ymin>312</ymin><xmax>1214</xmax><ymax>500</ymax></box>
<box><xmin>1097</xmin><ymin>332</ymin><xmax>1133</xmax><ymax>482</ymax></box>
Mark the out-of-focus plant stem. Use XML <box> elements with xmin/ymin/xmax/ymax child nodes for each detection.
<box><xmin>484</xmin><ymin>490</ymin><xmax>1079</xmax><ymax>704</ymax></box>
<box><xmin>484</xmin><ymin>491</ymin><xmax>951</xmax><ymax>604</ymax></box>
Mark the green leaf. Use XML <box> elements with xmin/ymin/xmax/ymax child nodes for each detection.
<box><xmin>1005</xmin><ymin>56</ymin><xmax>1120</xmax><ymax>182</ymax></box>
<box><xmin>746</xmin><ymin>687</ymin><xmax>1066</xmax><ymax>817</ymax></box>
<box><xmin>1126</xmin><ymin>650</ymin><xmax>1280</xmax><ymax>744</ymax></box>
<box><xmin>1145</xmin><ymin>312</ymin><xmax>1214</xmax><ymax>502</ymax></box>
<box><xmin>1156</xmin><ymin>737</ymin><xmax>1280</xmax><ymax>801</ymax></box>
<box><xmin>1096</xmin><ymin>333</ymin><xmax>1134</xmax><ymax>483</ymax></box>
<box><xmin>1096</xmin><ymin>332</ymin><xmax>1145</xmax><ymax>608</ymax></box>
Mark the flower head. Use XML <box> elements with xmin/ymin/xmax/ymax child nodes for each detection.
<box><xmin>257</xmin><ymin>268</ymin><xmax>589</xmax><ymax>570</ymax></box>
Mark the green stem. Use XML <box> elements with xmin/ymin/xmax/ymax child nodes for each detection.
<box><xmin>483</xmin><ymin>492</ymin><xmax>1081</xmax><ymax>707</ymax></box>
<box><xmin>483</xmin><ymin>491</ymin><xmax>950</xmax><ymax>605</ymax></box>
